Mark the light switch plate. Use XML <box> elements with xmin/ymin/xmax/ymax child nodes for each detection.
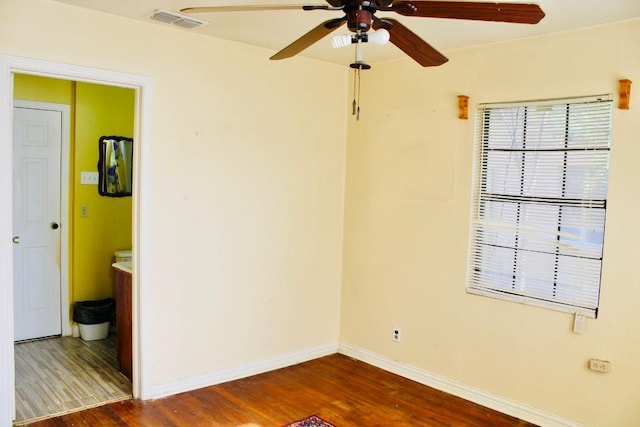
<box><xmin>80</xmin><ymin>171</ymin><xmax>99</xmax><ymax>185</ymax></box>
<box><xmin>573</xmin><ymin>313</ymin><xmax>586</xmax><ymax>334</ymax></box>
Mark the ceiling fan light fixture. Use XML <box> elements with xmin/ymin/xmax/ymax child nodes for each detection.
<box><xmin>365</xmin><ymin>28</ymin><xmax>390</xmax><ymax>45</ymax></box>
<box><xmin>332</xmin><ymin>28</ymin><xmax>390</xmax><ymax>48</ymax></box>
<box><xmin>332</xmin><ymin>34</ymin><xmax>354</xmax><ymax>48</ymax></box>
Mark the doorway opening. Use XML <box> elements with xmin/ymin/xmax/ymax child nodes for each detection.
<box><xmin>12</xmin><ymin>81</ymin><xmax>133</xmax><ymax>422</ymax></box>
<box><xmin>0</xmin><ymin>56</ymin><xmax>151</xmax><ymax>425</ymax></box>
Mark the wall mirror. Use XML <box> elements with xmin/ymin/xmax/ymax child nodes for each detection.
<box><xmin>98</xmin><ymin>136</ymin><xmax>133</xmax><ymax>197</ymax></box>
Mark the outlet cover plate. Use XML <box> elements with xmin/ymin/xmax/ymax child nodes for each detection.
<box><xmin>393</xmin><ymin>327</ymin><xmax>401</xmax><ymax>343</ymax></box>
<box><xmin>589</xmin><ymin>359</ymin><xmax>611</xmax><ymax>373</ymax></box>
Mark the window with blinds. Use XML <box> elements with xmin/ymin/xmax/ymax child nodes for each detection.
<box><xmin>467</xmin><ymin>95</ymin><xmax>612</xmax><ymax>318</ymax></box>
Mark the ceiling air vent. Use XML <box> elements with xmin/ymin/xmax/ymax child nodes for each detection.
<box><xmin>149</xmin><ymin>9</ymin><xmax>208</xmax><ymax>29</ymax></box>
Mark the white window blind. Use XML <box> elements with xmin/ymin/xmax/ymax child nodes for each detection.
<box><xmin>467</xmin><ymin>95</ymin><xmax>612</xmax><ymax>318</ymax></box>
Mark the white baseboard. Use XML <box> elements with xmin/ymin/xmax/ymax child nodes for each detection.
<box><xmin>146</xmin><ymin>342</ymin><xmax>339</xmax><ymax>400</ymax></box>
<box><xmin>338</xmin><ymin>343</ymin><xmax>582</xmax><ymax>427</ymax></box>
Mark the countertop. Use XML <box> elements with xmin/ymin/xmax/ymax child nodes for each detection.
<box><xmin>112</xmin><ymin>261</ymin><xmax>133</xmax><ymax>274</ymax></box>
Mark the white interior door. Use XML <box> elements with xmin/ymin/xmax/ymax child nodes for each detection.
<box><xmin>13</xmin><ymin>106</ymin><xmax>62</xmax><ymax>341</ymax></box>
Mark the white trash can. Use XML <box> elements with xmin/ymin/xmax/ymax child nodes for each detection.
<box><xmin>72</xmin><ymin>298</ymin><xmax>115</xmax><ymax>341</ymax></box>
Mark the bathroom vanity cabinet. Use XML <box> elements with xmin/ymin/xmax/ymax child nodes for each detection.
<box><xmin>113</xmin><ymin>265</ymin><xmax>132</xmax><ymax>381</ymax></box>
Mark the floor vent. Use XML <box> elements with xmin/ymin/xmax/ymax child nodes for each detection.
<box><xmin>150</xmin><ymin>9</ymin><xmax>208</xmax><ymax>29</ymax></box>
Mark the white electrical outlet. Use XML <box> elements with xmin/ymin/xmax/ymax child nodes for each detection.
<box><xmin>589</xmin><ymin>359</ymin><xmax>612</xmax><ymax>373</ymax></box>
<box><xmin>392</xmin><ymin>327</ymin><xmax>401</xmax><ymax>343</ymax></box>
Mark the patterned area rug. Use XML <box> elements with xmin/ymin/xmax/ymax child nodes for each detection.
<box><xmin>283</xmin><ymin>414</ymin><xmax>335</xmax><ymax>427</ymax></box>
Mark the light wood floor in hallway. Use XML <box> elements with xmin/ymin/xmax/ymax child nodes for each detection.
<box><xmin>23</xmin><ymin>353</ymin><xmax>537</xmax><ymax>427</ymax></box>
<box><xmin>14</xmin><ymin>334</ymin><xmax>132</xmax><ymax>424</ymax></box>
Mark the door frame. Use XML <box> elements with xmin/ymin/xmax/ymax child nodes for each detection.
<box><xmin>13</xmin><ymin>100</ymin><xmax>71</xmax><ymax>338</ymax></box>
<box><xmin>0</xmin><ymin>55</ymin><xmax>153</xmax><ymax>424</ymax></box>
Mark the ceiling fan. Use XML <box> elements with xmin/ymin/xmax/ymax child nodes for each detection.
<box><xmin>181</xmin><ymin>1</ymin><xmax>545</xmax><ymax>67</ymax></box>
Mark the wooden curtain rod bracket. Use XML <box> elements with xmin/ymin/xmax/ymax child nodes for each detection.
<box><xmin>619</xmin><ymin>79</ymin><xmax>632</xmax><ymax>110</ymax></box>
<box><xmin>457</xmin><ymin>95</ymin><xmax>469</xmax><ymax>120</ymax></box>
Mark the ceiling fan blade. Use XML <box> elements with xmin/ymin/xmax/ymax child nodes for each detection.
<box><xmin>384</xmin><ymin>1</ymin><xmax>545</xmax><ymax>24</ymax></box>
<box><xmin>270</xmin><ymin>17</ymin><xmax>347</xmax><ymax>60</ymax></box>
<box><xmin>373</xmin><ymin>17</ymin><xmax>448</xmax><ymax>67</ymax></box>
<box><xmin>181</xmin><ymin>5</ymin><xmax>330</xmax><ymax>14</ymax></box>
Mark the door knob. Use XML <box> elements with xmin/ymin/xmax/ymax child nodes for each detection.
<box><xmin>50</xmin><ymin>222</ymin><xmax>59</xmax><ymax>230</ymax></box>
<box><xmin>12</xmin><ymin>236</ymin><xmax>20</xmax><ymax>244</ymax></box>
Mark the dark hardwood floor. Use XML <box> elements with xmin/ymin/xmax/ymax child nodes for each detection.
<box><xmin>23</xmin><ymin>353</ymin><xmax>537</xmax><ymax>426</ymax></box>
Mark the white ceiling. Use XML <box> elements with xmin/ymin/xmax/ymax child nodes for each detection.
<box><xmin>53</xmin><ymin>0</ymin><xmax>640</xmax><ymax>67</ymax></box>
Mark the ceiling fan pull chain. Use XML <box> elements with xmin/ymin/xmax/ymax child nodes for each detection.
<box><xmin>352</xmin><ymin>66</ymin><xmax>357</xmax><ymax>116</ymax></box>
<box><xmin>356</xmin><ymin>67</ymin><xmax>361</xmax><ymax>121</ymax></box>
<box><xmin>351</xmin><ymin>35</ymin><xmax>364</xmax><ymax>121</ymax></box>
<box><xmin>351</xmin><ymin>67</ymin><xmax>361</xmax><ymax>121</ymax></box>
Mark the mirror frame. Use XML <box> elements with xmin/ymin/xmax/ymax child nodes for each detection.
<box><xmin>98</xmin><ymin>135</ymin><xmax>133</xmax><ymax>197</ymax></box>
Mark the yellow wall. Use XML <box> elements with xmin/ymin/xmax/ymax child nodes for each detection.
<box><xmin>73</xmin><ymin>82</ymin><xmax>134</xmax><ymax>301</ymax></box>
<box><xmin>13</xmin><ymin>74</ymin><xmax>72</xmax><ymax>105</ymax></box>
<box><xmin>13</xmin><ymin>75</ymin><xmax>134</xmax><ymax>306</ymax></box>
<box><xmin>341</xmin><ymin>20</ymin><xmax>640</xmax><ymax>427</ymax></box>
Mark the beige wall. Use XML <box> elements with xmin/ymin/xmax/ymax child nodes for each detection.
<box><xmin>341</xmin><ymin>20</ymin><xmax>640</xmax><ymax>427</ymax></box>
<box><xmin>1</xmin><ymin>0</ymin><xmax>346</xmax><ymax>390</ymax></box>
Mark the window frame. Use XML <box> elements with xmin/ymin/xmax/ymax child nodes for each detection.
<box><xmin>466</xmin><ymin>95</ymin><xmax>613</xmax><ymax>318</ymax></box>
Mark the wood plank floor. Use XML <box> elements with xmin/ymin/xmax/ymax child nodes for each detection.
<box><xmin>23</xmin><ymin>353</ymin><xmax>537</xmax><ymax>427</ymax></box>
<box><xmin>14</xmin><ymin>334</ymin><xmax>132</xmax><ymax>424</ymax></box>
